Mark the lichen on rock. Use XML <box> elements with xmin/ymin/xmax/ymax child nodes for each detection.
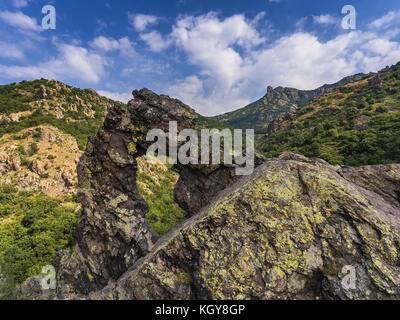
<box><xmin>90</xmin><ymin>153</ymin><xmax>400</xmax><ymax>300</ymax></box>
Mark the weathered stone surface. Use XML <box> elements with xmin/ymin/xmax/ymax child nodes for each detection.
<box><xmin>19</xmin><ymin>275</ymin><xmax>55</xmax><ymax>300</ymax></box>
<box><xmin>61</xmin><ymin>171</ymin><xmax>74</xmax><ymax>188</ymax></box>
<box><xmin>174</xmin><ymin>151</ymin><xmax>265</xmax><ymax>215</ymax></box>
<box><xmin>90</xmin><ymin>153</ymin><xmax>400</xmax><ymax>300</ymax></box>
<box><xmin>29</xmin><ymin>159</ymin><xmax>45</xmax><ymax>175</ymax></box>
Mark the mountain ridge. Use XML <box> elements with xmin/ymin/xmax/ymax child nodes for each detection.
<box><xmin>213</xmin><ymin>73</ymin><xmax>372</xmax><ymax>133</ymax></box>
<box><xmin>258</xmin><ymin>61</ymin><xmax>400</xmax><ymax>166</ymax></box>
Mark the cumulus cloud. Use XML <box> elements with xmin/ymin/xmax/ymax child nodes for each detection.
<box><xmin>0</xmin><ymin>43</ymin><xmax>107</xmax><ymax>83</ymax></box>
<box><xmin>172</xmin><ymin>13</ymin><xmax>264</xmax><ymax>85</ymax></box>
<box><xmin>98</xmin><ymin>90</ymin><xmax>132</xmax><ymax>103</ymax></box>
<box><xmin>0</xmin><ymin>10</ymin><xmax>41</xmax><ymax>31</ymax></box>
<box><xmin>160</xmin><ymin>12</ymin><xmax>400</xmax><ymax>116</ymax></box>
<box><xmin>168</xmin><ymin>75</ymin><xmax>251</xmax><ymax>117</ymax></box>
<box><xmin>129</xmin><ymin>13</ymin><xmax>159</xmax><ymax>31</ymax></box>
<box><xmin>140</xmin><ymin>31</ymin><xmax>172</xmax><ymax>52</ymax></box>
<box><xmin>89</xmin><ymin>36</ymin><xmax>136</xmax><ymax>56</ymax></box>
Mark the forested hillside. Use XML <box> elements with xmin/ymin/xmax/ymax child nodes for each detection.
<box><xmin>258</xmin><ymin>62</ymin><xmax>400</xmax><ymax>166</ymax></box>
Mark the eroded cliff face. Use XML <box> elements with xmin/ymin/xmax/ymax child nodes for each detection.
<box><xmin>25</xmin><ymin>89</ymin><xmax>400</xmax><ymax>300</ymax></box>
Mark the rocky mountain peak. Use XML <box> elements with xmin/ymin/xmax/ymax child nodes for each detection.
<box><xmin>214</xmin><ymin>72</ymin><xmax>370</xmax><ymax>133</ymax></box>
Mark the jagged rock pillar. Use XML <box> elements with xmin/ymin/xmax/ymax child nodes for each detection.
<box><xmin>55</xmin><ymin>88</ymin><xmax>264</xmax><ymax>297</ymax></box>
<box><xmin>56</xmin><ymin>89</ymin><xmax>198</xmax><ymax>295</ymax></box>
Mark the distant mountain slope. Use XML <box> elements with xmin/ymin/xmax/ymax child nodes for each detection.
<box><xmin>213</xmin><ymin>73</ymin><xmax>371</xmax><ymax>134</ymax></box>
<box><xmin>258</xmin><ymin>62</ymin><xmax>400</xmax><ymax>166</ymax></box>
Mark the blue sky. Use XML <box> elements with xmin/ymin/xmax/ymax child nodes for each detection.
<box><xmin>0</xmin><ymin>0</ymin><xmax>400</xmax><ymax>115</ymax></box>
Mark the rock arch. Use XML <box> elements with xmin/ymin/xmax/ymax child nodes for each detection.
<box><xmin>56</xmin><ymin>89</ymin><xmax>252</xmax><ymax>295</ymax></box>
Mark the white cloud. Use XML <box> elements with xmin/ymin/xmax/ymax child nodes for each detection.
<box><xmin>313</xmin><ymin>14</ymin><xmax>337</xmax><ymax>25</ymax></box>
<box><xmin>90</xmin><ymin>36</ymin><xmax>122</xmax><ymax>51</ymax></box>
<box><xmin>89</xmin><ymin>36</ymin><xmax>136</xmax><ymax>56</ymax></box>
<box><xmin>171</xmin><ymin>13</ymin><xmax>265</xmax><ymax>86</ymax></box>
<box><xmin>57</xmin><ymin>44</ymin><xmax>106</xmax><ymax>82</ymax></box>
<box><xmin>368</xmin><ymin>10</ymin><xmax>400</xmax><ymax>30</ymax></box>
<box><xmin>162</xmin><ymin>13</ymin><xmax>267</xmax><ymax>114</ymax></box>
<box><xmin>0</xmin><ymin>10</ymin><xmax>41</xmax><ymax>31</ymax></box>
<box><xmin>0</xmin><ymin>41</ymin><xmax>24</xmax><ymax>59</ymax></box>
<box><xmin>98</xmin><ymin>90</ymin><xmax>132</xmax><ymax>103</ymax></box>
<box><xmin>160</xmin><ymin>12</ymin><xmax>400</xmax><ymax>116</ymax></box>
<box><xmin>0</xmin><ymin>43</ymin><xmax>107</xmax><ymax>83</ymax></box>
<box><xmin>168</xmin><ymin>75</ymin><xmax>251</xmax><ymax>117</ymax></box>
<box><xmin>12</xmin><ymin>0</ymin><xmax>29</xmax><ymax>8</ymax></box>
<box><xmin>295</xmin><ymin>17</ymin><xmax>308</xmax><ymax>30</ymax></box>
<box><xmin>129</xmin><ymin>13</ymin><xmax>159</xmax><ymax>32</ymax></box>
<box><xmin>140</xmin><ymin>31</ymin><xmax>172</xmax><ymax>52</ymax></box>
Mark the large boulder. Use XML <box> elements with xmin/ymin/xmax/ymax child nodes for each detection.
<box><xmin>90</xmin><ymin>153</ymin><xmax>400</xmax><ymax>300</ymax></box>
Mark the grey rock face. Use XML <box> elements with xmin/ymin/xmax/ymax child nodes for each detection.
<box><xmin>55</xmin><ymin>89</ymin><xmax>257</xmax><ymax>296</ymax></box>
<box><xmin>90</xmin><ymin>153</ymin><xmax>400</xmax><ymax>300</ymax></box>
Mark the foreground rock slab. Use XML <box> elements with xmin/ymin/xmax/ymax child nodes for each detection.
<box><xmin>89</xmin><ymin>153</ymin><xmax>400</xmax><ymax>300</ymax></box>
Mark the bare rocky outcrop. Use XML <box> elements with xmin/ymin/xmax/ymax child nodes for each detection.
<box><xmin>29</xmin><ymin>160</ymin><xmax>45</xmax><ymax>175</ymax></box>
<box><xmin>0</xmin><ymin>125</ymin><xmax>81</xmax><ymax>197</ymax></box>
<box><xmin>61</xmin><ymin>171</ymin><xmax>74</xmax><ymax>188</ymax></box>
<box><xmin>55</xmin><ymin>89</ymin><xmax>250</xmax><ymax>296</ymax></box>
<box><xmin>0</xmin><ymin>153</ymin><xmax>20</xmax><ymax>172</ymax></box>
<box><xmin>89</xmin><ymin>153</ymin><xmax>400</xmax><ymax>300</ymax></box>
<box><xmin>24</xmin><ymin>90</ymin><xmax>400</xmax><ymax>300</ymax></box>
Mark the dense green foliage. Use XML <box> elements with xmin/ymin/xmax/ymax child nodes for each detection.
<box><xmin>0</xmin><ymin>79</ymin><xmax>120</xmax><ymax>149</ymax></box>
<box><xmin>1</xmin><ymin>108</ymin><xmax>103</xmax><ymax>150</ymax></box>
<box><xmin>137</xmin><ymin>159</ymin><xmax>185</xmax><ymax>236</ymax></box>
<box><xmin>0</xmin><ymin>185</ymin><xmax>79</xmax><ymax>285</ymax></box>
<box><xmin>259</xmin><ymin>63</ymin><xmax>400</xmax><ymax>166</ymax></box>
<box><xmin>196</xmin><ymin>115</ymin><xmax>233</xmax><ymax>131</ymax></box>
<box><xmin>0</xmin><ymin>82</ymin><xmax>31</xmax><ymax>115</ymax></box>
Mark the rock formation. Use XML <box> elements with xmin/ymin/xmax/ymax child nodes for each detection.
<box><xmin>89</xmin><ymin>153</ymin><xmax>400</xmax><ymax>300</ymax></box>
<box><xmin>25</xmin><ymin>89</ymin><xmax>400</xmax><ymax>300</ymax></box>
<box><xmin>55</xmin><ymin>89</ymin><xmax>253</xmax><ymax>296</ymax></box>
<box><xmin>0</xmin><ymin>125</ymin><xmax>81</xmax><ymax>198</ymax></box>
